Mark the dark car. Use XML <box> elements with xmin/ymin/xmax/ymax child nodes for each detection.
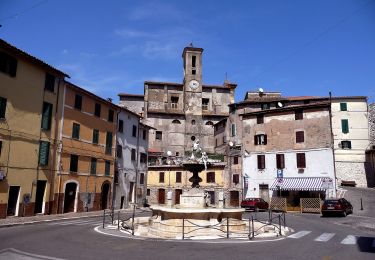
<box><xmin>321</xmin><ymin>198</ymin><xmax>353</xmax><ymax>217</ymax></box>
<box><xmin>241</xmin><ymin>198</ymin><xmax>269</xmax><ymax>211</ymax></box>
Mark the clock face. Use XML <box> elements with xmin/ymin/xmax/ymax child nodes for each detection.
<box><xmin>189</xmin><ymin>80</ymin><xmax>200</xmax><ymax>90</ymax></box>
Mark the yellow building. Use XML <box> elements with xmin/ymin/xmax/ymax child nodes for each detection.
<box><xmin>146</xmin><ymin>164</ymin><xmax>226</xmax><ymax>206</ymax></box>
<box><xmin>0</xmin><ymin>39</ymin><xmax>68</xmax><ymax>218</ymax></box>
<box><xmin>52</xmin><ymin>82</ymin><xmax>118</xmax><ymax>214</ymax></box>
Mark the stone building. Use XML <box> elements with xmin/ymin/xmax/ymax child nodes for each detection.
<box><xmin>369</xmin><ymin>103</ymin><xmax>375</xmax><ymax>146</ymax></box>
<box><xmin>0</xmin><ymin>39</ymin><xmax>68</xmax><ymax>218</ymax></box>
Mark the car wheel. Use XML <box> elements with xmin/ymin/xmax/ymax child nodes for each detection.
<box><xmin>254</xmin><ymin>207</ymin><xmax>259</xmax><ymax>212</ymax></box>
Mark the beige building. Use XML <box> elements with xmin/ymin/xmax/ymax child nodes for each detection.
<box><xmin>0</xmin><ymin>39</ymin><xmax>68</xmax><ymax>218</ymax></box>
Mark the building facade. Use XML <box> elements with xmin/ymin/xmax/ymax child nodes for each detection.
<box><xmin>0</xmin><ymin>39</ymin><xmax>68</xmax><ymax>218</ymax></box>
<box><xmin>52</xmin><ymin>82</ymin><xmax>117</xmax><ymax>214</ymax></box>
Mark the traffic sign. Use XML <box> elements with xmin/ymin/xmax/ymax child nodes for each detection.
<box><xmin>277</xmin><ymin>169</ymin><xmax>283</xmax><ymax>178</ymax></box>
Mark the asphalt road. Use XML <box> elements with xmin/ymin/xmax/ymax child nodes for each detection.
<box><xmin>0</xmin><ymin>210</ymin><xmax>374</xmax><ymax>260</ymax></box>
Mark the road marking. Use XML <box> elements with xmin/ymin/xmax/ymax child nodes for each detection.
<box><xmin>288</xmin><ymin>231</ymin><xmax>311</xmax><ymax>239</ymax></box>
<box><xmin>75</xmin><ymin>221</ymin><xmax>102</xmax><ymax>226</ymax></box>
<box><xmin>314</xmin><ymin>233</ymin><xmax>335</xmax><ymax>242</ymax></box>
<box><xmin>341</xmin><ymin>235</ymin><xmax>357</xmax><ymax>245</ymax></box>
<box><xmin>49</xmin><ymin>220</ymin><xmax>97</xmax><ymax>225</ymax></box>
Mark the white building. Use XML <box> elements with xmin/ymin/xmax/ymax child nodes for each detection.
<box><xmin>115</xmin><ymin>107</ymin><xmax>151</xmax><ymax>208</ymax></box>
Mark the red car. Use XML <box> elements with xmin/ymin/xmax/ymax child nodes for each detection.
<box><xmin>241</xmin><ymin>198</ymin><xmax>269</xmax><ymax>211</ymax></box>
<box><xmin>321</xmin><ymin>198</ymin><xmax>353</xmax><ymax>217</ymax></box>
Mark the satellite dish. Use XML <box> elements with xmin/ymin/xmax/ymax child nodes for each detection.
<box><xmin>167</xmin><ymin>151</ymin><xmax>172</xmax><ymax>156</ymax></box>
<box><xmin>258</xmin><ymin>88</ymin><xmax>264</xmax><ymax>93</ymax></box>
<box><xmin>277</xmin><ymin>102</ymin><xmax>283</xmax><ymax>108</ymax></box>
<box><xmin>244</xmin><ymin>150</ymin><xmax>250</xmax><ymax>157</ymax></box>
<box><xmin>229</xmin><ymin>141</ymin><xmax>234</xmax><ymax>147</ymax></box>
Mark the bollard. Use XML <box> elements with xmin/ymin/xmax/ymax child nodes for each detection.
<box><xmin>131</xmin><ymin>204</ymin><xmax>136</xmax><ymax>235</ymax></box>
<box><xmin>278</xmin><ymin>215</ymin><xmax>282</xmax><ymax>236</ymax></box>
<box><xmin>226</xmin><ymin>218</ymin><xmax>229</xmax><ymax>238</ymax></box>
<box><xmin>102</xmin><ymin>209</ymin><xmax>106</xmax><ymax>229</ymax></box>
<box><xmin>251</xmin><ymin>216</ymin><xmax>254</xmax><ymax>238</ymax></box>
<box><xmin>117</xmin><ymin>211</ymin><xmax>120</xmax><ymax>230</ymax></box>
<box><xmin>248</xmin><ymin>218</ymin><xmax>251</xmax><ymax>240</ymax></box>
<box><xmin>182</xmin><ymin>218</ymin><xmax>185</xmax><ymax>240</ymax></box>
<box><xmin>360</xmin><ymin>197</ymin><xmax>363</xmax><ymax>210</ymax></box>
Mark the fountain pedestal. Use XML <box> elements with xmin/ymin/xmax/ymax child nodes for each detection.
<box><xmin>180</xmin><ymin>188</ymin><xmax>205</xmax><ymax>208</ymax></box>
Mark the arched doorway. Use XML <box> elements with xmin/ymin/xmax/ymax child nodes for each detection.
<box><xmin>101</xmin><ymin>182</ymin><xmax>111</xmax><ymax>210</ymax></box>
<box><xmin>64</xmin><ymin>182</ymin><xmax>77</xmax><ymax>213</ymax></box>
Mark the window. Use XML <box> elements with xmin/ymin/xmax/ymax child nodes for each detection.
<box><xmin>0</xmin><ymin>52</ymin><xmax>17</xmax><ymax>77</ymax></box>
<box><xmin>0</xmin><ymin>97</ymin><xmax>7</xmax><ymax>119</ymax></box>
<box><xmin>296</xmin><ymin>131</ymin><xmax>304</xmax><ymax>143</ymax></box>
<box><xmin>108</xmin><ymin>109</ymin><xmax>114</xmax><ymax>122</ymax></box>
<box><xmin>257</xmin><ymin>115</ymin><xmax>264</xmax><ymax>124</ymax></box>
<box><xmin>92</xmin><ymin>129</ymin><xmax>99</xmax><ymax>144</ymax></box>
<box><xmin>192</xmin><ymin>69</ymin><xmax>196</xmax><ymax>75</ymax></box>
<box><xmin>70</xmin><ymin>154</ymin><xmax>78</xmax><ymax>172</ymax></box>
<box><xmin>276</xmin><ymin>154</ymin><xmax>285</xmax><ymax>169</ymax></box>
<box><xmin>74</xmin><ymin>94</ymin><xmax>82</xmax><ymax>110</ymax></box>
<box><xmin>105</xmin><ymin>161</ymin><xmax>111</xmax><ymax>176</ymax></box>
<box><xmin>304</xmin><ymin>100</ymin><xmax>310</xmax><ymax>104</ymax></box>
<box><xmin>297</xmin><ymin>153</ymin><xmax>306</xmax><ymax>168</ymax></box>
<box><xmin>257</xmin><ymin>155</ymin><xmax>265</xmax><ymax>170</ymax></box>
<box><xmin>94</xmin><ymin>103</ymin><xmax>101</xmax><ymax>117</ymax></box>
<box><xmin>118</xmin><ymin>120</ymin><xmax>124</xmax><ymax>133</ymax></box>
<box><xmin>202</xmin><ymin>98</ymin><xmax>209</xmax><ymax>111</ymax></box>
<box><xmin>117</xmin><ymin>145</ymin><xmax>122</xmax><ymax>158</ymax></box>
<box><xmin>231</xmin><ymin>124</ymin><xmax>236</xmax><ymax>137</ymax></box>
<box><xmin>176</xmin><ymin>152</ymin><xmax>180</xmax><ymax>157</ymax></box>
<box><xmin>41</xmin><ymin>102</ymin><xmax>53</xmax><ymax>130</ymax></box>
<box><xmin>192</xmin><ymin>55</ymin><xmax>196</xmax><ymax>67</ymax></box>
<box><xmin>105</xmin><ymin>132</ymin><xmax>113</xmax><ymax>155</ymax></box>
<box><xmin>90</xmin><ymin>158</ymin><xmax>97</xmax><ymax>175</ymax></box>
<box><xmin>215</xmin><ymin>138</ymin><xmax>218</xmax><ymax>147</ymax></box>
<box><xmin>72</xmin><ymin>123</ymin><xmax>80</xmax><ymax>139</ymax></box>
<box><xmin>341</xmin><ymin>119</ymin><xmax>349</xmax><ymax>134</ymax></box>
<box><xmin>176</xmin><ymin>172</ymin><xmax>182</xmax><ymax>183</ymax></box>
<box><xmin>147</xmin><ymin>189</ymin><xmax>151</xmax><ymax>196</ymax></box>
<box><xmin>233</xmin><ymin>174</ymin><xmax>239</xmax><ymax>184</ymax></box>
<box><xmin>205</xmin><ymin>121</ymin><xmax>213</xmax><ymax>126</ymax></box>
<box><xmin>207</xmin><ymin>172</ymin><xmax>215</xmax><ymax>183</ymax></box>
<box><xmin>140</xmin><ymin>173</ymin><xmax>145</xmax><ymax>185</ymax></box>
<box><xmin>140</xmin><ymin>153</ymin><xmax>147</xmax><ymax>164</ymax></box>
<box><xmin>156</xmin><ymin>131</ymin><xmax>162</xmax><ymax>140</ymax></box>
<box><xmin>171</xmin><ymin>96</ymin><xmax>179</xmax><ymax>109</ymax></box>
<box><xmin>233</xmin><ymin>156</ymin><xmax>239</xmax><ymax>165</ymax></box>
<box><xmin>254</xmin><ymin>134</ymin><xmax>267</xmax><ymax>145</ymax></box>
<box><xmin>340</xmin><ymin>102</ymin><xmax>347</xmax><ymax>111</ymax></box>
<box><xmin>131</xmin><ymin>148</ymin><xmax>136</xmax><ymax>161</ymax></box>
<box><xmin>191</xmin><ymin>120</ymin><xmax>196</xmax><ymax>125</ymax></box>
<box><xmin>44</xmin><ymin>73</ymin><xmax>55</xmax><ymax>92</ymax></box>
<box><xmin>295</xmin><ymin>109</ymin><xmax>303</xmax><ymax>120</ymax></box>
<box><xmin>159</xmin><ymin>172</ymin><xmax>165</xmax><ymax>183</ymax></box>
<box><xmin>143</xmin><ymin>129</ymin><xmax>147</xmax><ymax>140</ymax></box>
<box><xmin>341</xmin><ymin>141</ymin><xmax>352</xmax><ymax>149</ymax></box>
<box><xmin>132</xmin><ymin>125</ymin><xmax>137</xmax><ymax>137</ymax></box>
<box><xmin>172</xmin><ymin>119</ymin><xmax>181</xmax><ymax>124</ymax></box>
<box><xmin>261</xmin><ymin>103</ymin><xmax>270</xmax><ymax>110</ymax></box>
<box><xmin>38</xmin><ymin>141</ymin><xmax>50</xmax><ymax>166</ymax></box>
<box><xmin>114</xmin><ymin>170</ymin><xmax>118</xmax><ymax>183</ymax></box>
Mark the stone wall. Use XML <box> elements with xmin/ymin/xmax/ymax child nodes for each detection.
<box><xmin>369</xmin><ymin>103</ymin><xmax>375</xmax><ymax>146</ymax></box>
<box><xmin>336</xmin><ymin>161</ymin><xmax>367</xmax><ymax>187</ymax></box>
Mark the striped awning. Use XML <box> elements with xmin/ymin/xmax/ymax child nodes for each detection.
<box><xmin>270</xmin><ymin>177</ymin><xmax>331</xmax><ymax>191</ymax></box>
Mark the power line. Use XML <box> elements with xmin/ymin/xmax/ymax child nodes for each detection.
<box><xmin>0</xmin><ymin>0</ymin><xmax>49</xmax><ymax>22</ymax></box>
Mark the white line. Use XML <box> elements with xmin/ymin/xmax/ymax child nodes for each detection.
<box><xmin>288</xmin><ymin>231</ymin><xmax>311</xmax><ymax>239</ymax></box>
<box><xmin>75</xmin><ymin>222</ymin><xmax>102</xmax><ymax>226</ymax></box>
<box><xmin>49</xmin><ymin>220</ymin><xmax>96</xmax><ymax>225</ymax></box>
<box><xmin>314</xmin><ymin>233</ymin><xmax>335</xmax><ymax>242</ymax></box>
<box><xmin>341</xmin><ymin>235</ymin><xmax>357</xmax><ymax>245</ymax></box>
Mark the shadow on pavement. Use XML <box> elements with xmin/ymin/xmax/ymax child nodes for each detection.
<box><xmin>356</xmin><ymin>236</ymin><xmax>375</xmax><ymax>253</ymax></box>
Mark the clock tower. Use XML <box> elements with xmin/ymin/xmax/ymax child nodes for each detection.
<box><xmin>182</xmin><ymin>45</ymin><xmax>204</xmax><ymax>153</ymax></box>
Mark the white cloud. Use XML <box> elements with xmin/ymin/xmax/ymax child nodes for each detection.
<box><xmin>127</xmin><ymin>2</ymin><xmax>183</xmax><ymax>22</ymax></box>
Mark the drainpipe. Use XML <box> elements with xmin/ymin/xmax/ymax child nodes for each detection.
<box><xmin>329</xmin><ymin>92</ymin><xmax>338</xmax><ymax>197</ymax></box>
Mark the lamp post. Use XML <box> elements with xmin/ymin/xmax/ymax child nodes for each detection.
<box><xmin>166</xmin><ymin>151</ymin><xmax>173</xmax><ymax>207</ymax></box>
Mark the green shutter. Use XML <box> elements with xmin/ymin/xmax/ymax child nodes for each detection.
<box><xmin>41</xmin><ymin>102</ymin><xmax>52</xmax><ymax>130</ymax></box>
<box><xmin>0</xmin><ymin>97</ymin><xmax>7</xmax><ymax>118</ymax></box>
<box><xmin>92</xmin><ymin>129</ymin><xmax>99</xmax><ymax>144</ymax></box>
<box><xmin>341</xmin><ymin>119</ymin><xmax>349</xmax><ymax>134</ymax></box>
<box><xmin>39</xmin><ymin>141</ymin><xmax>50</xmax><ymax>166</ymax></box>
<box><xmin>72</xmin><ymin>123</ymin><xmax>80</xmax><ymax>139</ymax></box>
<box><xmin>105</xmin><ymin>161</ymin><xmax>110</xmax><ymax>176</ymax></box>
<box><xmin>340</xmin><ymin>103</ymin><xmax>347</xmax><ymax>111</ymax></box>
<box><xmin>106</xmin><ymin>132</ymin><xmax>113</xmax><ymax>155</ymax></box>
<box><xmin>90</xmin><ymin>158</ymin><xmax>97</xmax><ymax>175</ymax></box>
<box><xmin>231</xmin><ymin>124</ymin><xmax>236</xmax><ymax>137</ymax></box>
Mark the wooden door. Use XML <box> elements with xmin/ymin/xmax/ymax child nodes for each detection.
<box><xmin>158</xmin><ymin>189</ymin><xmax>165</xmax><ymax>204</ymax></box>
<box><xmin>175</xmin><ymin>189</ymin><xmax>182</xmax><ymax>204</ymax></box>
<box><xmin>230</xmin><ymin>191</ymin><xmax>239</xmax><ymax>207</ymax></box>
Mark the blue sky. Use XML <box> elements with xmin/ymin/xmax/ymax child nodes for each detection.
<box><xmin>1</xmin><ymin>0</ymin><xmax>374</xmax><ymax>103</ymax></box>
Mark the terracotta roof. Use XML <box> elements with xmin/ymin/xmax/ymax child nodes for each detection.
<box><xmin>148</xmin><ymin>148</ymin><xmax>163</xmax><ymax>153</ymax></box>
<box><xmin>0</xmin><ymin>38</ymin><xmax>69</xmax><ymax>77</ymax></box>
<box><xmin>144</xmin><ymin>81</ymin><xmax>234</xmax><ymax>89</ymax></box>
<box><xmin>240</xmin><ymin>102</ymin><xmax>330</xmax><ymax>116</ymax></box>
<box><xmin>118</xmin><ymin>93</ymin><xmax>144</xmax><ymax>98</ymax></box>
<box><xmin>140</xmin><ymin>122</ymin><xmax>156</xmax><ymax>130</ymax></box>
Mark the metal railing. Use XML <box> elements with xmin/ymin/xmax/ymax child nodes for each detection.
<box><xmin>182</xmin><ymin>218</ymin><xmax>230</xmax><ymax>240</ymax></box>
<box><xmin>248</xmin><ymin>210</ymin><xmax>286</xmax><ymax>239</ymax></box>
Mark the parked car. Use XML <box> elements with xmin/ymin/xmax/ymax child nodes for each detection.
<box><xmin>240</xmin><ymin>198</ymin><xmax>269</xmax><ymax>211</ymax></box>
<box><xmin>321</xmin><ymin>198</ymin><xmax>353</xmax><ymax>217</ymax></box>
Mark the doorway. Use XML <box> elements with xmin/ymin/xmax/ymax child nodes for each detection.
<box><xmin>120</xmin><ymin>196</ymin><xmax>125</xmax><ymax>209</ymax></box>
<box><xmin>175</xmin><ymin>189</ymin><xmax>182</xmax><ymax>204</ymax></box>
<box><xmin>208</xmin><ymin>191</ymin><xmax>215</xmax><ymax>205</ymax></box>
<box><xmin>34</xmin><ymin>180</ymin><xmax>46</xmax><ymax>214</ymax></box>
<box><xmin>259</xmin><ymin>184</ymin><xmax>270</xmax><ymax>202</ymax></box>
<box><xmin>7</xmin><ymin>186</ymin><xmax>20</xmax><ymax>216</ymax></box>
<box><xmin>230</xmin><ymin>191</ymin><xmax>240</xmax><ymax>207</ymax></box>
<box><xmin>63</xmin><ymin>182</ymin><xmax>77</xmax><ymax>213</ymax></box>
<box><xmin>158</xmin><ymin>189</ymin><xmax>165</xmax><ymax>204</ymax></box>
<box><xmin>128</xmin><ymin>182</ymin><xmax>135</xmax><ymax>203</ymax></box>
<box><xmin>101</xmin><ymin>182</ymin><xmax>110</xmax><ymax>210</ymax></box>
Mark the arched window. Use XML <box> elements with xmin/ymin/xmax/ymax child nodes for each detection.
<box><xmin>172</xmin><ymin>119</ymin><xmax>181</xmax><ymax>124</ymax></box>
<box><xmin>191</xmin><ymin>120</ymin><xmax>196</xmax><ymax>125</ymax></box>
<box><xmin>205</xmin><ymin>121</ymin><xmax>214</xmax><ymax>126</ymax></box>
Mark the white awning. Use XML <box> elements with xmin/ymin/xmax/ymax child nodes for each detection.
<box><xmin>270</xmin><ymin>177</ymin><xmax>332</xmax><ymax>191</ymax></box>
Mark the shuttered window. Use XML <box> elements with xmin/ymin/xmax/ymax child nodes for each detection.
<box><xmin>140</xmin><ymin>173</ymin><xmax>145</xmax><ymax>185</ymax></box>
<box><xmin>231</xmin><ymin>124</ymin><xmax>236</xmax><ymax>137</ymax></box>
<box><xmin>72</xmin><ymin>123</ymin><xmax>80</xmax><ymax>139</ymax></box>
<box><xmin>341</xmin><ymin>141</ymin><xmax>352</xmax><ymax>149</ymax></box>
<box><xmin>105</xmin><ymin>132</ymin><xmax>113</xmax><ymax>155</ymax></box>
<box><xmin>233</xmin><ymin>174</ymin><xmax>239</xmax><ymax>184</ymax></box>
<box><xmin>296</xmin><ymin>131</ymin><xmax>304</xmax><ymax>143</ymax></box>
<box><xmin>44</xmin><ymin>73</ymin><xmax>55</xmax><ymax>92</ymax></box>
<box><xmin>176</xmin><ymin>172</ymin><xmax>181</xmax><ymax>183</ymax></box>
<box><xmin>74</xmin><ymin>94</ymin><xmax>82</xmax><ymax>110</ymax></box>
<box><xmin>90</xmin><ymin>158</ymin><xmax>97</xmax><ymax>175</ymax></box>
<box><xmin>132</xmin><ymin>125</ymin><xmax>137</xmax><ymax>137</ymax></box>
<box><xmin>94</xmin><ymin>103</ymin><xmax>101</xmax><ymax>117</ymax></box>
<box><xmin>0</xmin><ymin>52</ymin><xmax>17</xmax><ymax>77</ymax></box>
<box><xmin>41</xmin><ymin>102</ymin><xmax>53</xmax><ymax>130</ymax></box>
<box><xmin>296</xmin><ymin>153</ymin><xmax>306</xmax><ymax>168</ymax></box>
<box><xmin>295</xmin><ymin>109</ymin><xmax>303</xmax><ymax>120</ymax></box>
<box><xmin>233</xmin><ymin>156</ymin><xmax>239</xmax><ymax>165</ymax></box>
<box><xmin>159</xmin><ymin>172</ymin><xmax>165</xmax><ymax>183</ymax></box>
<box><xmin>92</xmin><ymin>129</ymin><xmax>99</xmax><ymax>144</ymax></box>
<box><xmin>207</xmin><ymin>172</ymin><xmax>215</xmax><ymax>183</ymax></box>
<box><xmin>0</xmin><ymin>97</ymin><xmax>7</xmax><ymax>119</ymax></box>
<box><xmin>105</xmin><ymin>161</ymin><xmax>110</xmax><ymax>176</ymax></box>
<box><xmin>108</xmin><ymin>109</ymin><xmax>114</xmax><ymax>122</ymax></box>
<box><xmin>257</xmin><ymin>155</ymin><xmax>265</xmax><ymax>170</ymax></box>
<box><xmin>340</xmin><ymin>102</ymin><xmax>347</xmax><ymax>111</ymax></box>
<box><xmin>38</xmin><ymin>141</ymin><xmax>50</xmax><ymax>166</ymax></box>
<box><xmin>257</xmin><ymin>115</ymin><xmax>264</xmax><ymax>124</ymax></box>
<box><xmin>131</xmin><ymin>148</ymin><xmax>136</xmax><ymax>161</ymax></box>
<box><xmin>341</xmin><ymin>119</ymin><xmax>349</xmax><ymax>134</ymax></box>
<box><xmin>117</xmin><ymin>145</ymin><xmax>122</xmax><ymax>158</ymax></box>
<box><xmin>70</xmin><ymin>154</ymin><xmax>78</xmax><ymax>172</ymax></box>
<box><xmin>276</xmin><ymin>154</ymin><xmax>285</xmax><ymax>169</ymax></box>
<box><xmin>254</xmin><ymin>134</ymin><xmax>267</xmax><ymax>145</ymax></box>
<box><xmin>118</xmin><ymin>120</ymin><xmax>124</xmax><ymax>133</ymax></box>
